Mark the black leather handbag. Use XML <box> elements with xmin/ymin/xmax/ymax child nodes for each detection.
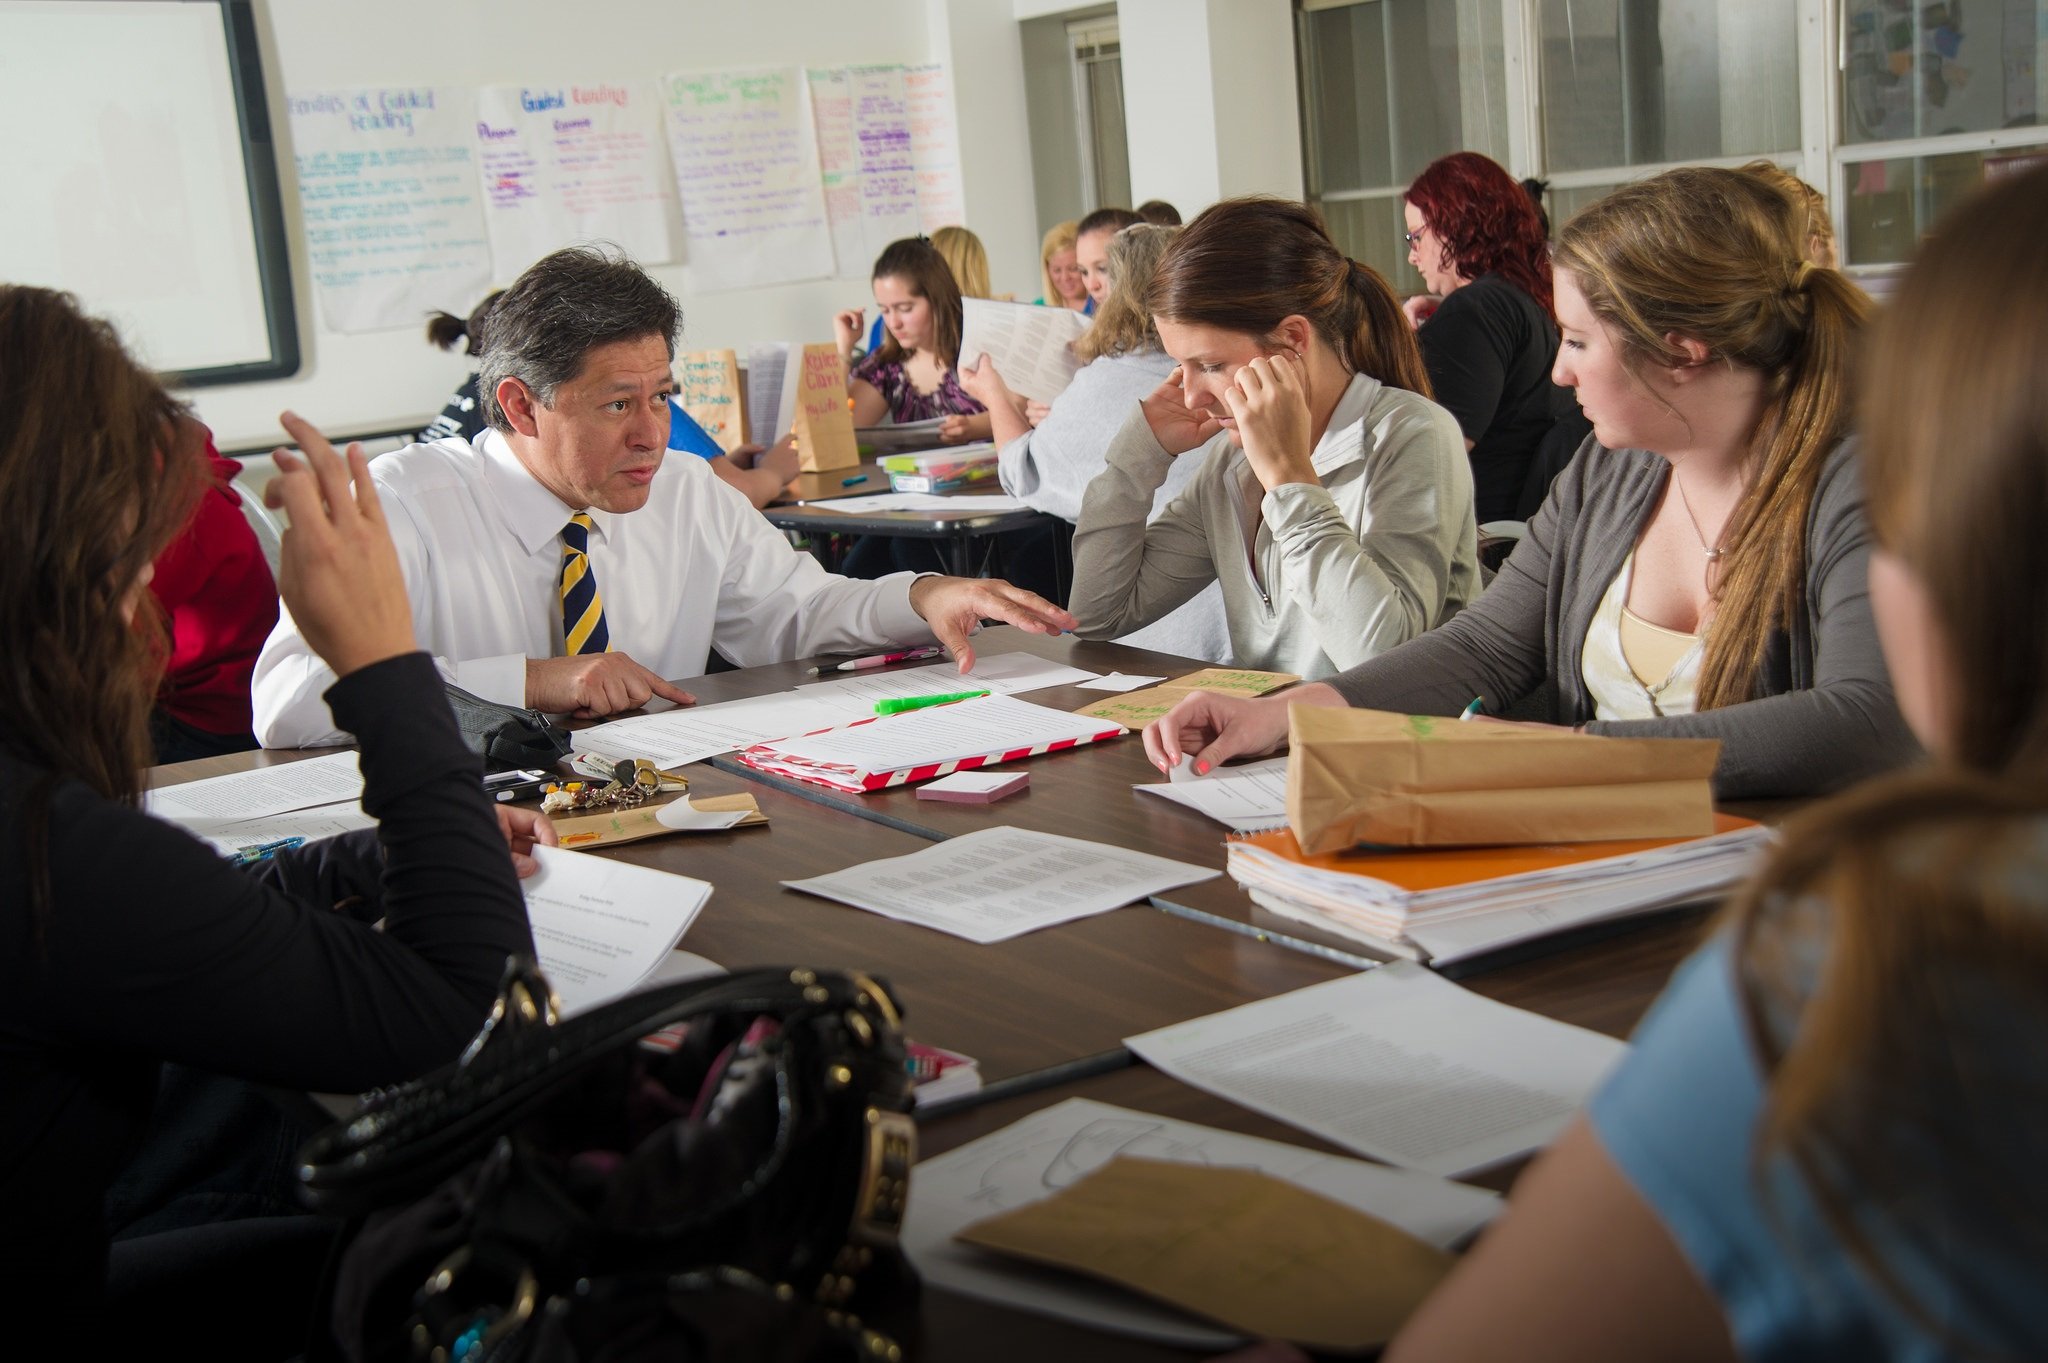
<box><xmin>443</xmin><ymin>684</ymin><xmax>574</xmax><ymax>769</ymax></box>
<box><xmin>298</xmin><ymin>961</ymin><xmax>921</xmax><ymax>1363</ymax></box>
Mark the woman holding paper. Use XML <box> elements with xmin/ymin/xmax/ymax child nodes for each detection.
<box><xmin>1365</xmin><ymin>164</ymin><xmax>2048</xmax><ymax>1363</ymax></box>
<box><xmin>833</xmin><ymin>237</ymin><xmax>991</xmax><ymax>446</ymax></box>
<box><xmin>962</xmin><ymin>223</ymin><xmax>1230</xmax><ymax>660</ymax></box>
<box><xmin>1146</xmin><ymin>168</ymin><xmax>1916</xmax><ymax>800</ymax></box>
<box><xmin>1068</xmin><ymin>196</ymin><xmax>1481</xmax><ymax>681</ymax></box>
<box><xmin>0</xmin><ymin>287</ymin><xmax>545</xmax><ymax>1324</ymax></box>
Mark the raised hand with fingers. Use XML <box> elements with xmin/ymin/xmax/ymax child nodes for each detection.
<box><xmin>525</xmin><ymin>653</ymin><xmax>697</xmax><ymax>719</ymax></box>
<box><xmin>1139</xmin><ymin>366</ymin><xmax>1228</xmax><ymax>455</ymax></box>
<box><xmin>1221</xmin><ymin>352</ymin><xmax>1317</xmax><ymax>491</ymax></box>
<box><xmin>906</xmin><ymin>576</ymin><xmax>1078</xmax><ymax>673</ymax></box>
<box><xmin>263</xmin><ymin>411</ymin><xmax>418</xmax><ymax>679</ymax></box>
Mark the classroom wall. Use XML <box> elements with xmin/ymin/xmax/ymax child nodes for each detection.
<box><xmin>183</xmin><ymin>0</ymin><xmax>1043</xmax><ymax>450</ymax></box>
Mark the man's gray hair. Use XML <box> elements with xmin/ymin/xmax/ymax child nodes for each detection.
<box><xmin>476</xmin><ymin>245</ymin><xmax>682</xmax><ymax>432</ymax></box>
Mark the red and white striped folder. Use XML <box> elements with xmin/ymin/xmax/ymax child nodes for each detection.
<box><xmin>735</xmin><ymin>693</ymin><xmax>1126</xmax><ymax>794</ymax></box>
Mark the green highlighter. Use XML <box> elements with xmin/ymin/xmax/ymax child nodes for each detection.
<box><xmin>874</xmin><ymin>689</ymin><xmax>990</xmax><ymax>715</ymax></box>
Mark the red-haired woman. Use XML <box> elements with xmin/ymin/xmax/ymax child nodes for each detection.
<box><xmin>1404</xmin><ymin>152</ymin><xmax>1583</xmax><ymax>523</ymax></box>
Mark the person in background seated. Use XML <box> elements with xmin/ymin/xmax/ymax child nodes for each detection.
<box><xmin>1074</xmin><ymin>206</ymin><xmax>1142</xmax><ymax>314</ymax></box>
<box><xmin>1071</xmin><ymin>197</ymin><xmax>1479</xmax><ymax>681</ymax></box>
<box><xmin>963</xmin><ymin>223</ymin><xmax>1230</xmax><ymax>660</ymax></box>
<box><xmin>0</xmin><ymin>284</ymin><xmax>543</xmax><ymax>1329</ymax></box>
<box><xmin>1145</xmin><ymin>168</ymin><xmax>1918</xmax><ymax>801</ymax></box>
<box><xmin>1741</xmin><ymin>161</ymin><xmax>1839</xmax><ymax>269</ymax></box>
<box><xmin>1375</xmin><ymin>160</ymin><xmax>2048</xmax><ymax>1363</ymax></box>
<box><xmin>418</xmin><ymin>291</ymin><xmax>507</xmax><ymax>446</ymax></box>
<box><xmin>148</xmin><ymin>425</ymin><xmax>279</xmax><ymax>764</ymax></box>
<box><xmin>255</xmin><ymin>246</ymin><xmax>1070</xmax><ymax>748</ymax></box>
<box><xmin>1136</xmin><ymin>199</ymin><xmax>1182</xmax><ymax>226</ymax></box>
<box><xmin>1403</xmin><ymin>151</ymin><xmax>1586</xmax><ymax>523</ymax></box>
<box><xmin>834</xmin><ymin>237</ymin><xmax>991</xmax><ymax>446</ymax></box>
<box><xmin>931</xmin><ymin>225</ymin><xmax>994</xmax><ymax>300</ymax></box>
<box><xmin>1035</xmin><ymin>220</ymin><xmax>1089</xmax><ymax>313</ymax></box>
<box><xmin>664</xmin><ymin>399</ymin><xmax>799</xmax><ymax>511</ymax></box>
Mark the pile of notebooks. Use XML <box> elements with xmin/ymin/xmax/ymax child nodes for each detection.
<box><xmin>1226</xmin><ymin>815</ymin><xmax>1772</xmax><ymax>967</ymax></box>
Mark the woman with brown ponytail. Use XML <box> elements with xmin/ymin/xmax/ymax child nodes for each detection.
<box><xmin>1070</xmin><ymin>197</ymin><xmax>1480</xmax><ymax>680</ymax></box>
<box><xmin>1146</xmin><ymin>168</ymin><xmax>1916</xmax><ymax>797</ymax></box>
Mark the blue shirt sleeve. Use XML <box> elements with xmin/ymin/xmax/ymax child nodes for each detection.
<box><xmin>667</xmin><ymin>399</ymin><xmax>726</xmax><ymax>459</ymax></box>
<box><xmin>1589</xmin><ymin>937</ymin><xmax>1936</xmax><ymax>1363</ymax></box>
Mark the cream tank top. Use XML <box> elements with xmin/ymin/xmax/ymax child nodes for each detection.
<box><xmin>1581</xmin><ymin>552</ymin><xmax>1703</xmax><ymax>720</ymax></box>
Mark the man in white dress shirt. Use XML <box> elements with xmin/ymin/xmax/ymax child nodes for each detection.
<box><xmin>252</xmin><ymin>247</ymin><xmax>1074</xmax><ymax>748</ymax></box>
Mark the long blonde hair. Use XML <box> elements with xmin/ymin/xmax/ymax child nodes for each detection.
<box><xmin>931</xmin><ymin>225</ymin><xmax>991</xmax><ymax>301</ymax></box>
<box><xmin>1728</xmin><ymin>163</ymin><xmax>2048</xmax><ymax>1360</ymax></box>
<box><xmin>1554</xmin><ymin>167</ymin><xmax>1868</xmax><ymax>710</ymax></box>
<box><xmin>1072</xmin><ymin>224</ymin><xmax>1176</xmax><ymax>363</ymax></box>
<box><xmin>1038</xmin><ymin>220</ymin><xmax>1078</xmax><ymax>305</ymax></box>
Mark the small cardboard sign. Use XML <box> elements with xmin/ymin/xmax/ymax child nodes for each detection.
<box><xmin>792</xmin><ymin>342</ymin><xmax>859</xmax><ymax>473</ymax></box>
<box><xmin>676</xmin><ymin>349</ymin><xmax>745</xmax><ymax>454</ymax></box>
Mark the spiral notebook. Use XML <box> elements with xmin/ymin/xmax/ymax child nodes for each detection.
<box><xmin>736</xmin><ymin>693</ymin><xmax>1126</xmax><ymax>794</ymax></box>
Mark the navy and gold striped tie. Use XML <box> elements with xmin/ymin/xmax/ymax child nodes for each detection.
<box><xmin>559</xmin><ymin>513</ymin><xmax>610</xmax><ymax>655</ymax></box>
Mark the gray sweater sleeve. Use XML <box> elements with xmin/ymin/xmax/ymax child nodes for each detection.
<box><xmin>1069</xmin><ymin>408</ymin><xmax>1223</xmax><ymax>638</ymax></box>
<box><xmin>1580</xmin><ymin>451</ymin><xmax>1920</xmax><ymax>797</ymax></box>
<box><xmin>994</xmin><ymin>355</ymin><xmax>1159</xmax><ymax>523</ymax></box>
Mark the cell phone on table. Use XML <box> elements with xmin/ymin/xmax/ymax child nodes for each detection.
<box><xmin>482</xmin><ymin>768</ymin><xmax>552</xmax><ymax>803</ymax></box>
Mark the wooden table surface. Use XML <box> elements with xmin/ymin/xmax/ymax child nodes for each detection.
<box><xmin>153</xmin><ymin>630</ymin><xmax>1717</xmax><ymax>1361</ymax></box>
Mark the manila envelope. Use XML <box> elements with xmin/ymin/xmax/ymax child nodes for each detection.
<box><xmin>552</xmin><ymin>793</ymin><xmax>766</xmax><ymax>850</ymax></box>
<box><xmin>955</xmin><ymin>1156</ymin><xmax>1452</xmax><ymax>1352</ymax></box>
<box><xmin>792</xmin><ymin>343</ymin><xmax>860</xmax><ymax>473</ymax></box>
<box><xmin>676</xmin><ymin>349</ymin><xmax>745</xmax><ymax>454</ymax></box>
<box><xmin>1074</xmin><ymin>667</ymin><xmax>1299</xmax><ymax>726</ymax></box>
<box><xmin>1288</xmin><ymin>706</ymin><xmax>1720</xmax><ymax>854</ymax></box>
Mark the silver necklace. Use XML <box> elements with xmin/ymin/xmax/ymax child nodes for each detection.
<box><xmin>1673</xmin><ymin>474</ymin><xmax>1725</xmax><ymax>561</ymax></box>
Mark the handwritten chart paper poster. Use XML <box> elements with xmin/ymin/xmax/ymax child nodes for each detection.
<box><xmin>904</xmin><ymin>64</ymin><xmax>967</xmax><ymax>233</ymax></box>
<box><xmin>849</xmin><ymin>66</ymin><xmax>921</xmax><ymax>260</ymax></box>
<box><xmin>662</xmin><ymin>68</ymin><xmax>835</xmax><ymax>292</ymax></box>
<box><xmin>287</xmin><ymin>87</ymin><xmax>492</xmax><ymax>334</ymax></box>
<box><xmin>806</xmin><ymin>68</ymin><xmax>866</xmax><ymax>277</ymax></box>
<box><xmin>473</xmin><ymin>81</ymin><xmax>679</xmax><ymax>277</ymax></box>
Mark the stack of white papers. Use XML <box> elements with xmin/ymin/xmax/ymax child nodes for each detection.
<box><xmin>741</xmin><ymin>693</ymin><xmax>1123</xmax><ymax>794</ymax></box>
<box><xmin>796</xmin><ymin>653</ymin><xmax>1098</xmax><ymax>705</ymax></box>
<box><xmin>1125</xmin><ymin>964</ymin><xmax>1628</xmax><ymax>1177</ymax></box>
<box><xmin>523</xmin><ymin>845</ymin><xmax>713</xmax><ymax>1017</ymax></box>
<box><xmin>146</xmin><ymin>752</ymin><xmax>364</xmax><ymax>823</ymax></box>
<box><xmin>1230</xmin><ymin>822</ymin><xmax>1771</xmax><ymax>966</ymax></box>
<box><xmin>903</xmin><ymin>1097</ymin><xmax>1499</xmax><ymax>1346</ymax></box>
<box><xmin>784</xmin><ymin>827</ymin><xmax>1215</xmax><ymax>943</ymax></box>
<box><xmin>1134</xmin><ymin>757</ymin><xmax>1290</xmax><ymax>833</ymax></box>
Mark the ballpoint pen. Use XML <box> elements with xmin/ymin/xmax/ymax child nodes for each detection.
<box><xmin>805</xmin><ymin>645</ymin><xmax>943</xmax><ymax>675</ymax></box>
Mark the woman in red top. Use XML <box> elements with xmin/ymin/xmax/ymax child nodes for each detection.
<box><xmin>148</xmin><ymin>427</ymin><xmax>279</xmax><ymax>764</ymax></box>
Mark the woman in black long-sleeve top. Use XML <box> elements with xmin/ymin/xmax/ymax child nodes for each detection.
<box><xmin>0</xmin><ymin>286</ymin><xmax>544</xmax><ymax>1314</ymax></box>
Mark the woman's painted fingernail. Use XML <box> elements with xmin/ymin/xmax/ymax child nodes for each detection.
<box><xmin>1195</xmin><ymin>761</ymin><xmax>1210</xmax><ymax>776</ymax></box>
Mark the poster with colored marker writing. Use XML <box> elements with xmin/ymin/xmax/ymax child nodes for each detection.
<box><xmin>661</xmin><ymin>67</ymin><xmax>835</xmax><ymax>292</ymax></box>
<box><xmin>286</xmin><ymin>86</ymin><xmax>492</xmax><ymax>333</ymax></box>
<box><xmin>848</xmin><ymin>64</ymin><xmax>922</xmax><ymax>261</ymax></box>
<box><xmin>473</xmin><ymin>80</ymin><xmax>680</xmax><ymax>277</ymax></box>
<box><xmin>805</xmin><ymin>67</ymin><xmax>867</xmax><ymax>277</ymax></box>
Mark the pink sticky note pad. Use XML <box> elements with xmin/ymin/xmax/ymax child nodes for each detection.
<box><xmin>916</xmin><ymin>770</ymin><xmax>1029</xmax><ymax>803</ymax></box>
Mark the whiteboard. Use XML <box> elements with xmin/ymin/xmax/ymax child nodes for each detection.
<box><xmin>0</xmin><ymin>0</ymin><xmax>297</xmax><ymax>384</ymax></box>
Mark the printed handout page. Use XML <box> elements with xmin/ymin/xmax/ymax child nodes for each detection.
<box><xmin>179</xmin><ymin>801</ymin><xmax>379</xmax><ymax>858</ymax></box>
<box><xmin>573</xmin><ymin>692</ymin><xmax>853</xmax><ymax>768</ymax></box>
<box><xmin>1126</xmin><ymin>963</ymin><xmax>1628</xmax><ymax>1177</ymax></box>
<box><xmin>902</xmin><ymin>63</ymin><xmax>966</xmax><ymax>232</ymax></box>
<box><xmin>958</xmin><ymin>298</ymin><xmax>1092</xmax><ymax>404</ymax></box>
<box><xmin>745</xmin><ymin>341</ymin><xmax>796</xmax><ymax>443</ymax></box>
<box><xmin>146</xmin><ymin>753</ymin><xmax>365</xmax><ymax>824</ymax></box>
<box><xmin>1136</xmin><ymin>757</ymin><xmax>1291</xmax><ymax>832</ymax></box>
<box><xmin>805</xmin><ymin>68</ymin><xmax>866</xmax><ymax>276</ymax></box>
<box><xmin>662</xmin><ymin>68</ymin><xmax>836</xmax><ymax>291</ymax></box>
<box><xmin>783</xmin><ymin>827</ymin><xmax>1214</xmax><ymax>943</ymax></box>
<box><xmin>473</xmin><ymin>80</ymin><xmax>679</xmax><ymax>277</ymax></box>
<box><xmin>523</xmin><ymin>845</ymin><xmax>712</xmax><ymax>1017</ymax></box>
<box><xmin>797</xmin><ymin>653</ymin><xmax>1099</xmax><ymax>707</ymax></box>
<box><xmin>904</xmin><ymin>1097</ymin><xmax>1498</xmax><ymax>1347</ymax></box>
<box><xmin>760</xmin><ymin>694</ymin><xmax>1119</xmax><ymax>775</ymax></box>
<box><xmin>849</xmin><ymin>65</ymin><xmax>921</xmax><ymax>260</ymax></box>
<box><xmin>286</xmin><ymin>86</ymin><xmax>492</xmax><ymax>333</ymax></box>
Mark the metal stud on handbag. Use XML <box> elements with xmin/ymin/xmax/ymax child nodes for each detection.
<box><xmin>298</xmin><ymin>960</ymin><xmax>921</xmax><ymax>1363</ymax></box>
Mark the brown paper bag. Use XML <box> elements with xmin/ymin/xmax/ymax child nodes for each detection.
<box><xmin>1287</xmin><ymin>706</ymin><xmax>1719</xmax><ymax>853</ymax></box>
<box><xmin>675</xmin><ymin>349</ymin><xmax>745</xmax><ymax>454</ymax></box>
<box><xmin>791</xmin><ymin>343</ymin><xmax>859</xmax><ymax>473</ymax></box>
<box><xmin>956</xmin><ymin>1156</ymin><xmax>1452</xmax><ymax>1351</ymax></box>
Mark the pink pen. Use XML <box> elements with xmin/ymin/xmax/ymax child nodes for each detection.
<box><xmin>805</xmin><ymin>645</ymin><xmax>944</xmax><ymax>675</ymax></box>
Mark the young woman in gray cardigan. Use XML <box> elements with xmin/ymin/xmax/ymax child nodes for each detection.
<box><xmin>1065</xmin><ymin>198</ymin><xmax>1481</xmax><ymax>682</ymax></box>
<box><xmin>1143</xmin><ymin>169</ymin><xmax>1918</xmax><ymax>800</ymax></box>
